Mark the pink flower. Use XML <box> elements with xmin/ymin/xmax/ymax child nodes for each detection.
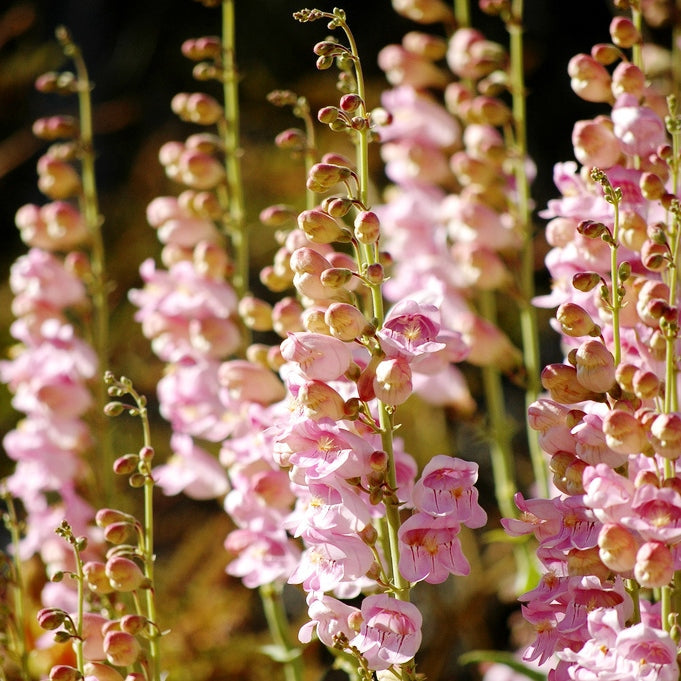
<box><xmin>298</xmin><ymin>592</ymin><xmax>360</xmax><ymax>648</ymax></box>
<box><xmin>380</xmin><ymin>85</ymin><xmax>460</xmax><ymax>148</ymax></box>
<box><xmin>288</xmin><ymin>528</ymin><xmax>374</xmax><ymax>593</ymax></box>
<box><xmin>276</xmin><ymin>418</ymin><xmax>372</xmax><ymax>481</ymax></box>
<box><xmin>350</xmin><ymin>594</ymin><xmax>422</xmax><ymax>670</ymax></box>
<box><xmin>280</xmin><ymin>332</ymin><xmax>353</xmax><ymax>382</ymax></box>
<box><xmin>153</xmin><ymin>433</ymin><xmax>229</xmax><ymax>499</ymax></box>
<box><xmin>398</xmin><ymin>511</ymin><xmax>470</xmax><ymax>583</ymax></box>
<box><xmin>411</xmin><ymin>454</ymin><xmax>486</xmax><ymax>527</ymax></box>
<box><xmin>378</xmin><ymin>299</ymin><xmax>446</xmax><ymax>360</ymax></box>
<box><xmin>225</xmin><ymin>528</ymin><xmax>300</xmax><ymax>588</ymax></box>
<box><xmin>611</xmin><ymin>98</ymin><xmax>667</xmax><ymax>157</ymax></box>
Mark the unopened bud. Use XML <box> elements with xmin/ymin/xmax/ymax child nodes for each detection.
<box><xmin>95</xmin><ymin>508</ymin><xmax>133</xmax><ymax>528</ymax></box>
<box><xmin>574</xmin><ymin>340</ymin><xmax>616</xmax><ymax>393</ymax></box>
<box><xmin>238</xmin><ymin>296</ymin><xmax>273</xmax><ymax>332</ymax></box>
<box><xmin>104</xmin><ymin>521</ymin><xmax>132</xmax><ymax>545</ymax></box>
<box><xmin>113</xmin><ymin>454</ymin><xmax>139</xmax><ymax>476</ymax></box>
<box><xmin>610</xmin><ymin>16</ymin><xmax>641</xmax><ymax>49</ymax></box>
<box><xmin>635</xmin><ymin>541</ymin><xmax>673</xmax><ymax>588</ymax></box>
<box><xmin>556</xmin><ymin>302</ymin><xmax>600</xmax><ymax>337</ymax></box>
<box><xmin>259</xmin><ymin>204</ymin><xmax>297</xmax><ymax>227</ymax></box>
<box><xmin>603</xmin><ymin>409</ymin><xmax>648</xmax><ymax>454</ymax></box>
<box><xmin>120</xmin><ymin>614</ymin><xmax>147</xmax><ymax>635</ymax></box>
<box><xmin>298</xmin><ymin>209</ymin><xmax>348</xmax><ymax>243</ymax></box>
<box><xmin>49</xmin><ymin>665</ymin><xmax>81</xmax><ymax>681</ymax></box>
<box><xmin>354</xmin><ymin>211</ymin><xmax>380</xmax><ymax>244</ymax></box>
<box><xmin>83</xmin><ymin>561</ymin><xmax>115</xmax><ymax>594</ymax></box>
<box><xmin>364</xmin><ymin>263</ymin><xmax>384</xmax><ymax>285</ymax></box>
<box><xmin>640</xmin><ymin>171</ymin><xmax>666</xmax><ymax>200</ymax></box>
<box><xmin>572</xmin><ymin>271</ymin><xmax>602</xmax><ymax>292</ymax></box>
<box><xmin>306</xmin><ymin>163</ymin><xmax>351</xmax><ymax>193</ymax></box>
<box><xmin>650</xmin><ymin>412</ymin><xmax>681</xmax><ymax>459</ymax></box>
<box><xmin>541</xmin><ymin>363</ymin><xmax>601</xmax><ymax>404</ymax></box>
<box><xmin>106</xmin><ymin>557</ymin><xmax>147</xmax><ymax>592</ymax></box>
<box><xmin>325</xmin><ymin>302</ymin><xmax>370</xmax><ymax>341</ymax></box>
<box><xmin>37</xmin><ymin>607</ymin><xmax>67</xmax><ymax>631</ymax></box>
<box><xmin>598</xmin><ymin>523</ymin><xmax>637</xmax><ymax>572</ymax></box>
<box><xmin>275</xmin><ymin>127</ymin><xmax>307</xmax><ymax>150</ymax></box>
<box><xmin>104</xmin><ymin>630</ymin><xmax>142</xmax><ymax>667</ymax></box>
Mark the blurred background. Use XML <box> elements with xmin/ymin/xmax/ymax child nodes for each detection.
<box><xmin>0</xmin><ymin>1</ymin><xmax>653</xmax><ymax>680</ymax></box>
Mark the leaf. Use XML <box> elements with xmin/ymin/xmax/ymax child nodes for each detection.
<box><xmin>459</xmin><ymin>650</ymin><xmax>546</xmax><ymax>681</ymax></box>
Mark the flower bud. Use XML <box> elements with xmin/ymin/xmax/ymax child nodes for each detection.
<box><xmin>567</xmin><ymin>546</ymin><xmax>609</xmax><ymax>581</ymax></box>
<box><xmin>619</xmin><ymin>209</ymin><xmax>647</xmax><ymax>251</ymax></box>
<box><xmin>572</xmin><ymin>118</ymin><xmax>620</xmax><ymax>169</ymax></box>
<box><xmin>297</xmin><ymin>209</ymin><xmax>349</xmax><ymax>243</ymax></box>
<box><xmin>609</xmin><ymin>16</ymin><xmax>641</xmax><ymax>49</ymax></box>
<box><xmin>49</xmin><ymin>665</ymin><xmax>81</xmax><ymax>681</ymax></box>
<box><xmin>95</xmin><ymin>508</ymin><xmax>133</xmax><ymax>528</ymax></box>
<box><xmin>275</xmin><ymin>127</ymin><xmax>307</xmax><ymax>150</ymax></box>
<box><xmin>641</xmin><ymin>240</ymin><xmax>669</xmax><ymax>271</ymax></box>
<box><xmin>306</xmin><ymin>163</ymin><xmax>352</xmax><ymax>193</ymax></box>
<box><xmin>171</xmin><ymin>92</ymin><xmax>223</xmax><ymax>125</ymax></box>
<box><xmin>602</xmin><ymin>409</ymin><xmax>647</xmax><ymax>454</ymax></box>
<box><xmin>37</xmin><ymin>155</ymin><xmax>81</xmax><ymax>199</ymax></box>
<box><xmin>541</xmin><ymin>363</ymin><xmax>601</xmax><ymax>404</ymax></box>
<box><xmin>83</xmin><ymin>562</ymin><xmax>115</xmax><ymax>594</ymax></box>
<box><xmin>611</xmin><ymin>62</ymin><xmax>645</xmax><ymax>98</ymax></box>
<box><xmin>271</xmin><ymin>297</ymin><xmax>304</xmax><ymax>336</ymax></box>
<box><xmin>113</xmin><ymin>454</ymin><xmax>139</xmax><ymax>476</ymax></box>
<box><xmin>373</xmin><ymin>356</ymin><xmax>412</xmax><ymax>406</ymax></box>
<box><xmin>105</xmin><ymin>557</ymin><xmax>147</xmax><ymax>592</ymax></box>
<box><xmin>259</xmin><ymin>204</ymin><xmax>297</xmax><ymax>227</ymax></box>
<box><xmin>556</xmin><ymin>302</ymin><xmax>600</xmax><ymax>337</ymax></box>
<box><xmin>297</xmin><ymin>380</ymin><xmax>346</xmax><ymax>421</ymax></box>
<box><xmin>591</xmin><ymin>43</ymin><xmax>621</xmax><ymax>65</ymax></box>
<box><xmin>634</xmin><ymin>541</ymin><xmax>673</xmax><ymax>588</ymax></box>
<box><xmin>83</xmin><ymin>663</ymin><xmax>125</xmax><ymax>681</ymax></box>
<box><xmin>181</xmin><ymin>36</ymin><xmax>221</xmax><ymax>60</ymax></box>
<box><xmin>33</xmin><ymin>115</ymin><xmax>79</xmax><ymax>140</ymax></box>
<box><xmin>632</xmin><ymin>369</ymin><xmax>660</xmax><ymax>400</ymax></box>
<box><xmin>325</xmin><ymin>302</ymin><xmax>371</xmax><ymax>341</ymax></box>
<box><xmin>572</xmin><ymin>271</ymin><xmax>602</xmax><ymax>292</ymax></box>
<box><xmin>238</xmin><ymin>295</ymin><xmax>273</xmax><ymax>332</ymax></box>
<box><xmin>650</xmin><ymin>412</ymin><xmax>681</xmax><ymax>459</ymax></box>
<box><xmin>640</xmin><ymin>171</ymin><xmax>666</xmax><ymax>200</ymax></box>
<box><xmin>120</xmin><ymin>615</ymin><xmax>147</xmax><ymax>636</ymax></box>
<box><xmin>598</xmin><ymin>523</ymin><xmax>637</xmax><ymax>572</ymax></box>
<box><xmin>568</xmin><ymin>54</ymin><xmax>613</xmax><ymax>103</ymax></box>
<box><xmin>104</xmin><ymin>631</ymin><xmax>142</xmax><ymax>667</ymax></box>
<box><xmin>37</xmin><ymin>607</ymin><xmax>67</xmax><ymax>631</ymax></box>
<box><xmin>574</xmin><ymin>340</ymin><xmax>616</xmax><ymax>393</ymax></box>
<box><xmin>354</xmin><ymin>211</ymin><xmax>380</xmax><ymax>244</ymax></box>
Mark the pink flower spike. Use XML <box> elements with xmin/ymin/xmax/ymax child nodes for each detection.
<box><xmin>398</xmin><ymin>511</ymin><xmax>470</xmax><ymax>583</ymax></box>
<box><xmin>411</xmin><ymin>454</ymin><xmax>486</xmax><ymax>527</ymax></box>
<box><xmin>350</xmin><ymin>594</ymin><xmax>422</xmax><ymax>670</ymax></box>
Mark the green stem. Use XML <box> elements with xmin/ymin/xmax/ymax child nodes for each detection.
<box><xmin>57</xmin><ymin>27</ymin><xmax>113</xmax><ymax>505</ymax></box>
<box><xmin>221</xmin><ymin>0</ymin><xmax>248</xmax><ymax>300</ymax></box>
<box><xmin>2</xmin><ymin>492</ymin><xmax>30</xmax><ymax>681</ymax></box>
<box><xmin>259</xmin><ymin>584</ymin><xmax>304</xmax><ymax>681</ymax></box>
<box><xmin>479</xmin><ymin>292</ymin><xmax>518</xmax><ymax>520</ymax></box>
<box><xmin>135</xmin><ymin>393</ymin><xmax>161</xmax><ymax>681</ymax></box>
<box><xmin>507</xmin><ymin>1</ymin><xmax>548</xmax><ymax>498</ymax></box>
<box><xmin>454</xmin><ymin>0</ymin><xmax>470</xmax><ymax>28</ymax></box>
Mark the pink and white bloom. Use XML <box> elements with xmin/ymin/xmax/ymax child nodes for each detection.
<box><xmin>398</xmin><ymin>512</ymin><xmax>470</xmax><ymax>583</ymax></box>
<box><xmin>411</xmin><ymin>454</ymin><xmax>487</xmax><ymax>527</ymax></box>
<box><xmin>350</xmin><ymin>594</ymin><xmax>422</xmax><ymax>670</ymax></box>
